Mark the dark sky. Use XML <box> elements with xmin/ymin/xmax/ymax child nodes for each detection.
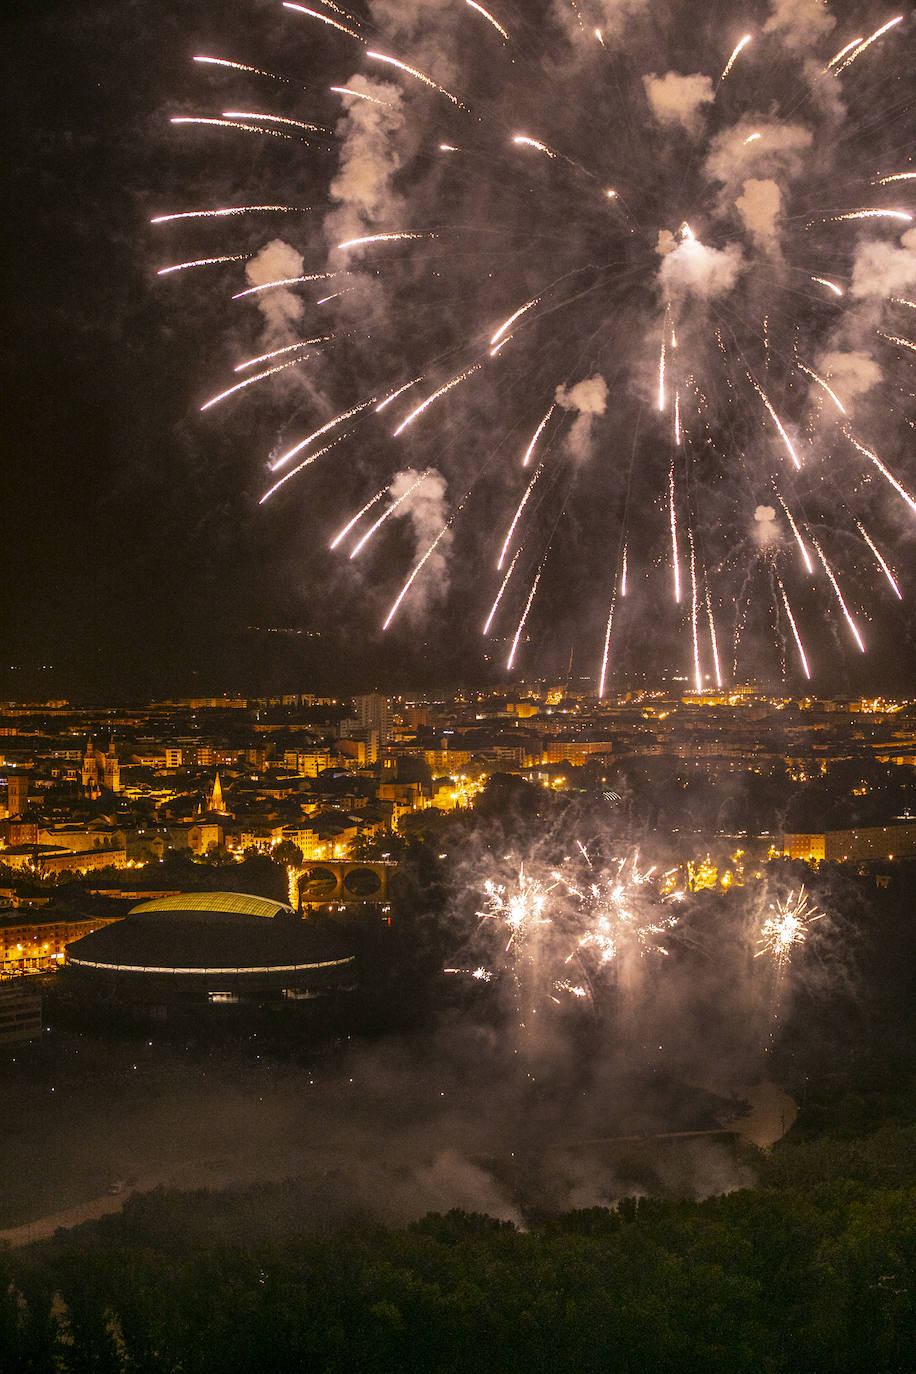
<box><xmin>2</xmin><ymin>0</ymin><xmax>914</xmax><ymax>701</ymax></box>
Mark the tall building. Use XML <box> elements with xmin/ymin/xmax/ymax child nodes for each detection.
<box><xmin>81</xmin><ymin>738</ymin><xmax>120</xmax><ymax>795</ymax></box>
<box><xmin>354</xmin><ymin>694</ymin><xmax>393</xmax><ymax>749</ymax></box>
<box><xmin>7</xmin><ymin>775</ymin><xmax>28</xmax><ymax>818</ymax></box>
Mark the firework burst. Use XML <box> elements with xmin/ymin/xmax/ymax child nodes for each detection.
<box><xmin>755</xmin><ymin>886</ymin><xmax>825</xmax><ymax>969</ymax></box>
<box><xmin>158</xmin><ymin>2</ymin><xmax>915</xmax><ymax>684</ymax></box>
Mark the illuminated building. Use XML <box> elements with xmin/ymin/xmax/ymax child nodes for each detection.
<box><xmin>782</xmin><ymin>823</ymin><xmax>916</xmax><ymax>864</ymax></box>
<box><xmin>1</xmin><ymin>910</ymin><xmax>122</xmax><ymax>974</ymax></box>
<box><xmin>7</xmin><ymin>774</ymin><xmax>28</xmax><ymax>818</ymax></box>
<box><xmin>63</xmin><ymin>892</ymin><xmax>356</xmax><ymax>1023</ymax></box>
<box><xmin>81</xmin><ymin>736</ymin><xmax>121</xmax><ymax>795</ymax></box>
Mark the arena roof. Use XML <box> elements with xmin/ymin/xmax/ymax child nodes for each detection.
<box><xmin>129</xmin><ymin>892</ymin><xmax>292</xmax><ymax>919</ymax></box>
<box><xmin>66</xmin><ymin>892</ymin><xmax>353</xmax><ymax>975</ymax></box>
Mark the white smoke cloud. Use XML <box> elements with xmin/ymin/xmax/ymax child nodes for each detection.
<box><xmin>762</xmin><ymin>0</ymin><xmax>836</xmax><ymax>53</ymax></box>
<box><xmin>642</xmin><ymin>71</ymin><xmax>715</xmax><ymax>135</ymax></box>
<box><xmin>655</xmin><ymin>228</ymin><xmax>677</xmax><ymax>258</ymax></box>
<box><xmin>753</xmin><ymin>504</ymin><xmax>779</xmax><ymax>547</ymax></box>
<box><xmin>244</xmin><ymin>239</ymin><xmax>306</xmax><ymax>344</ymax></box>
<box><xmin>325</xmin><ymin>77</ymin><xmax>407</xmax><ymax>260</ymax></box>
<box><xmin>388</xmin><ymin>467</ymin><xmax>453</xmax><ymax>617</ymax></box>
<box><xmin>369</xmin><ymin>0</ymin><xmax>463</xmax><ymax>83</ymax></box>
<box><xmin>849</xmin><ymin>227</ymin><xmax>916</xmax><ymax>299</ymax></box>
<box><xmin>658</xmin><ymin>237</ymin><xmax>745</xmax><ymax>300</ymax></box>
<box><xmin>735</xmin><ymin>178</ymin><xmax>782</xmax><ymax>251</ymax></box>
<box><xmin>705</xmin><ymin>120</ymin><xmax>813</xmax><ymax>191</ymax></box>
<box><xmin>817</xmin><ymin>349</ymin><xmax>882</xmax><ymax>404</ymax></box>
<box><xmin>555</xmin><ymin>373</ymin><xmax>608</xmax><ymax>463</ymax></box>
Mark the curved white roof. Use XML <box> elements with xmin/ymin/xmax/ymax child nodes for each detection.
<box><xmin>128</xmin><ymin>892</ymin><xmax>293</xmax><ymax>920</ymax></box>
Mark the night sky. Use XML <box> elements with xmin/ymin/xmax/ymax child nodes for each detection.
<box><xmin>3</xmin><ymin>0</ymin><xmax>914</xmax><ymax>700</ymax></box>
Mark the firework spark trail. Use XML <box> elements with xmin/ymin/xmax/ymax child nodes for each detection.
<box><xmin>498</xmin><ymin>463</ymin><xmax>545</xmax><ymax>570</ymax></box>
<box><xmin>282</xmin><ymin>3</ymin><xmax>363</xmax><ymax>42</ymax></box>
<box><xmin>490</xmin><ymin>295</ymin><xmax>540</xmax><ymax>347</ymax></box>
<box><xmin>689</xmin><ymin>532</ymin><xmax>702</xmax><ymax>692</ymax></box>
<box><xmin>157</xmin><ymin>255</ymin><xmax>248</xmax><ymax>276</ymax></box>
<box><xmin>810</xmin><ymin>534</ymin><xmax>865</xmax><ymax>652</ymax></box>
<box><xmin>232</xmin><ymin>274</ymin><xmax>333</xmax><ymax>298</ymax></box>
<box><xmin>835</xmin><ymin>16</ymin><xmax>904</xmax><ymax>74</ymax></box>
<box><xmin>151</xmin><ymin>205</ymin><xmax>302</xmax><ymax>223</ymax></box>
<box><xmin>705</xmin><ymin>587</ymin><xmax>722</xmax><ymax>687</ymax></box>
<box><xmin>668</xmin><ymin>461</ymin><xmax>681</xmax><ymax>603</ymax></box>
<box><xmin>507</xmin><ymin>564</ymin><xmax>543</xmax><ymax>671</ymax></box>
<box><xmin>383</xmin><ymin>514</ymin><xmax>460</xmax><ymax>630</ymax></box>
<box><xmin>329</xmin><ymin>487</ymin><xmax>387</xmax><ymax>549</ymax></box>
<box><xmin>748</xmin><ymin>372</ymin><xmax>801</xmax><ymax>469</ymax></box>
<box><xmin>826</xmin><ymin>38</ymin><xmax>863</xmax><ymax>71</ymax></box>
<box><xmin>366</xmin><ymin>51</ymin><xmax>468</xmax><ymax>111</ymax></box>
<box><xmin>796</xmin><ymin>361</ymin><xmax>847</xmax><ymax>415</ymax></box>
<box><xmin>270</xmin><ymin>401</ymin><xmax>374</xmax><ymax>472</ymax></box>
<box><xmin>755</xmin><ymin>888</ymin><xmax>824</xmax><ymax>967</ymax></box>
<box><xmin>522</xmin><ymin>405</ymin><xmax>555</xmax><ymax>468</ymax></box>
<box><xmin>844</xmin><ymin>431</ymin><xmax>916</xmax><ymax>517</ymax></box>
<box><xmin>349</xmin><ymin>470</ymin><xmax>430</xmax><ymax>559</ymax></box>
<box><xmin>874</xmin><ymin>172</ymin><xmax>916</xmax><ymax>185</ymax></box>
<box><xmin>483</xmin><ymin>548</ymin><xmax>520</xmax><ymax>635</ymax></box>
<box><xmin>330</xmin><ymin>86</ymin><xmax>386</xmax><ymax>104</ymax></box>
<box><xmin>674</xmin><ymin>390</ymin><xmax>681</xmax><ymax>445</ymax></box>
<box><xmin>877</xmin><ymin>330</ymin><xmax>916</xmax><ymax>356</ymax></box>
<box><xmin>337</xmin><ymin>231</ymin><xmax>437</xmax><ymax>251</ymax></box>
<box><xmin>193</xmin><ymin>54</ymin><xmax>292</xmax><ymax>82</ymax></box>
<box><xmin>513</xmin><ymin>135</ymin><xmax>557</xmax><ymax>159</ymax></box>
<box><xmin>259</xmin><ymin>436</ymin><xmax>347</xmax><ymax>505</ymax></box>
<box><xmin>223</xmin><ymin>111</ymin><xmax>327</xmax><ymax>133</ymax></box>
<box><xmin>856</xmin><ymin>521</ymin><xmax>903</xmax><ymax>599</ymax></box>
<box><xmin>234</xmin><ymin>337</ymin><xmax>329</xmax><ymax>371</ymax></box>
<box><xmin>620</xmin><ymin>543</ymin><xmax>628</xmax><ymax>597</ymax></box>
<box><xmin>392</xmin><ymin>364</ymin><xmax>482</xmax><ymax>437</ymax></box>
<box><xmin>199</xmin><ymin>356</ymin><xmax>309</xmax><ymax>410</ymax></box>
<box><xmin>720</xmin><ymin>34</ymin><xmax>752</xmax><ymax>82</ymax></box>
<box><xmin>376</xmin><ymin>378</ymin><xmax>423</xmax><ymax>412</ymax></box>
<box><xmin>813</xmin><ymin>209</ymin><xmax>912</xmax><ymax>226</ymax></box>
<box><xmin>597</xmin><ymin>595</ymin><xmax>615</xmax><ymax>699</ymax></box>
<box><xmin>170</xmin><ymin>116</ymin><xmax>293</xmax><ymax>140</ymax></box>
<box><xmin>810</xmin><ymin>276</ymin><xmax>844</xmax><ymax>296</ymax></box>
<box><xmin>775</xmin><ymin>491</ymin><xmax>814</xmax><ymax>574</ymax></box>
<box><xmin>777</xmin><ymin>576</ymin><xmax>811</xmax><ymax>678</ymax></box>
<box><xmin>465</xmin><ymin>0</ymin><xmax>509</xmax><ymax>42</ymax></box>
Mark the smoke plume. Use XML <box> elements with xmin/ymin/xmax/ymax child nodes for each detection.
<box><xmin>642</xmin><ymin>71</ymin><xmax>715</xmax><ymax>134</ymax></box>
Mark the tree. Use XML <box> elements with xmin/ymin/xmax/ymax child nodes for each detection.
<box><xmin>271</xmin><ymin>840</ymin><xmax>303</xmax><ymax>870</ymax></box>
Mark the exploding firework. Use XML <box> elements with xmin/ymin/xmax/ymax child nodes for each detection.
<box><xmin>477</xmin><ymin>864</ymin><xmax>555</xmax><ymax>954</ymax></box>
<box><xmin>464</xmin><ymin>847</ymin><xmax>682</xmax><ymax>1008</ymax></box>
<box><xmin>557</xmin><ymin>850</ymin><xmax>682</xmax><ymax>966</ymax></box>
<box><xmin>755</xmin><ymin>886</ymin><xmax>825</xmax><ymax>969</ymax></box>
<box><xmin>158</xmin><ymin>2</ymin><xmax>914</xmax><ymax>684</ymax></box>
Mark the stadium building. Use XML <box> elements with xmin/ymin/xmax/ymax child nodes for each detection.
<box><xmin>61</xmin><ymin>892</ymin><xmax>356</xmax><ymax>1026</ymax></box>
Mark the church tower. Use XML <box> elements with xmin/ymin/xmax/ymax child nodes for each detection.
<box><xmin>208</xmin><ymin>772</ymin><xmax>225</xmax><ymax>814</ymax></box>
